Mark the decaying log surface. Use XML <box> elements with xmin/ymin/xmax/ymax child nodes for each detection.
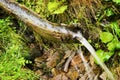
<box><xmin>0</xmin><ymin>0</ymin><xmax>75</xmax><ymax>43</ymax></box>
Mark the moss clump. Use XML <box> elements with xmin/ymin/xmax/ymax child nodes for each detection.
<box><xmin>0</xmin><ymin>17</ymin><xmax>38</xmax><ymax>80</ymax></box>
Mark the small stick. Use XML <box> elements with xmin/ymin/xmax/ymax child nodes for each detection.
<box><xmin>77</xmin><ymin>46</ymin><xmax>95</xmax><ymax>80</ymax></box>
<box><xmin>64</xmin><ymin>52</ymin><xmax>76</xmax><ymax>72</ymax></box>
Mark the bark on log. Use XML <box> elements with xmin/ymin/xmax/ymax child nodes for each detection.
<box><xmin>0</xmin><ymin>0</ymin><xmax>75</xmax><ymax>43</ymax></box>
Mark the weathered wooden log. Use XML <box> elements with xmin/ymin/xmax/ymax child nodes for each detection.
<box><xmin>0</xmin><ymin>0</ymin><xmax>75</xmax><ymax>43</ymax></box>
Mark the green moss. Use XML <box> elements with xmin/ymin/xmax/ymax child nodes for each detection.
<box><xmin>0</xmin><ymin>17</ymin><xmax>38</xmax><ymax>80</ymax></box>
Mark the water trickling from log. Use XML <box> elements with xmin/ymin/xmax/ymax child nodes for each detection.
<box><xmin>0</xmin><ymin>0</ymin><xmax>115</xmax><ymax>80</ymax></box>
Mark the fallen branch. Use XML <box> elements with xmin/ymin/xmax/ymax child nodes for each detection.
<box><xmin>0</xmin><ymin>0</ymin><xmax>73</xmax><ymax>42</ymax></box>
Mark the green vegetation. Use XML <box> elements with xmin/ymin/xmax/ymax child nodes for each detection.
<box><xmin>104</xmin><ymin>0</ymin><xmax>120</xmax><ymax>4</ymax></box>
<box><xmin>47</xmin><ymin>1</ymin><xmax>67</xmax><ymax>14</ymax></box>
<box><xmin>0</xmin><ymin>18</ymin><xmax>38</xmax><ymax>80</ymax></box>
<box><xmin>96</xmin><ymin>22</ymin><xmax>120</xmax><ymax>64</ymax></box>
<box><xmin>95</xmin><ymin>0</ymin><xmax>120</xmax><ymax>64</ymax></box>
<box><xmin>16</xmin><ymin>0</ymin><xmax>68</xmax><ymax>23</ymax></box>
<box><xmin>100</xmin><ymin>32</ymin><xmax>113</xmax><ymax>43</ymax></box>
<box><xmin>113</xmin><ymin>0</ymin><xmax>120</xmax><ymax>4</ymax></box>
<box><xmin>1</xmin><ymin>0</ymin><xmax>120</xmax><ymax>79</ymax></box>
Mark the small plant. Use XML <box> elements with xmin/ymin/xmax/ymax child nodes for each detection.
<box><xmin>100</xmin><ymin>32</ymin><xmax>113</xmax><ymax>43</ymax></box>
<box><xmin>95</xmin><ymin>21</ymin><xmax>120</xmax><ymax>64</ymax></box>
<box><xmin>47</xmin><ymin>1</ymin><xmax>67</xmax><ymax>14</ymax></box>
<box><xmin>113</xmin><ymin>0</ymin><xmax>120</xmax><ymax>4</ymax></box>
<box><xmin>103</xmin><ymin>0</ymin><xmax>120</xmax><ymax>4</ymax></box>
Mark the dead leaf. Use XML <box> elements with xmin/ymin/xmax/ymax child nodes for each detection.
<box><xmin>71</xmin><ymin>54</ymin><xmax>82</xmax><ymax>66</ymax></box>
<box><xmin>35</xmin><ymin>70</ymin><xmax>43</xmax><ymax>75</ymax></box>
<box><xmin>90</xmin><ymin>55</ymin><xmax>95</xmax><ymax>66</ymax></box>
<box><xmin>51</xmin><ymin>68</ymin><xmax>62</xmax><ymax>76</ymax></box>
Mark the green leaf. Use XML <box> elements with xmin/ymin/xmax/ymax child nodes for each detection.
<box><xmin>95</xmin><ymin>49</ymin><xmax>104</xmax><ymax>64</ymax></box>
<box><xmin>110</xmin><ymin>22</ymin><xmax>119</xmax><ymax>29</ymax></box>
<box><xmin>118</xmin><ymin>52</ymin><xmax>120</xmax><ymax>56</ymax></box>
<box><xmin>103</xmin><ymin>52</ymin><xmax>114</xmax><ymax>61</ymax></box>
<box><xmin>113</xmin><ymin>0</ymin><xmax>120</xmax><ymax>3</ymax></box>
<box><xmin>107</xmin><ymin>39</ymin><xmax>120</xmax><ymax>51</ymax></box>
<box><xmin>100</xmin><ymin>32</ymin><xmax>113</xmax><ymax>43</ymax></box>
<box><xmin>115</xmin><ymin>28</ymin><xmax>120</xmax><ymax>37</ymax></box>
<box><xmin>48</xmin><ymin>2</ymin><xmax>60</xmax><ymax>13</ymax></box>
<box><xmin>53</xmin><ymin>5</ymin><xmax>67</xmax><ymax>14</ymax></box>
<box><xmin>105</xmin><ymin>8</ymin><xmax>114</xmax><ymax>17</ymax></box>
<box><xmin>48</xmin><ymin>2</ymin><xmax>67</xmax><ymax>14</ymax></box>
<box><xmin>116</xmin><ymin>42</ymin><xmax>120</xmax><ymax>50</ymax></box>
<box><xmin>107</xmin><ymin>39</ymin><xmax>116</xmax><ymax>51</ymax></box>
<box><xmin>110</xmin><ymin>21</ymin><xmax>120</xmax><ymax>37</ymax></box>
<box><xmin>95</xmin><ymin>50</ymin><xmax>114</xmax><ymax>64</ymax></box>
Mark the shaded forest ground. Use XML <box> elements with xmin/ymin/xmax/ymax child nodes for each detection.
<box><xmin>0</xmin><ymin>0</ymin><xmax>120</xmax><ymax>80</ymax></box>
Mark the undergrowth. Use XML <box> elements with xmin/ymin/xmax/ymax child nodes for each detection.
<box><xmin>0</xmin><ymin>17</ymin><xmax>38</xmax><ymax>80</ymax></box>
<box><xmin>95</xmin><ymin>0</ymin><xmax>120</xmax><ymax>64</ymax></box>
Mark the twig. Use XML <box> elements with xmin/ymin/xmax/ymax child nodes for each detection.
<box><xmin>77</xmin><ymin>46</ymin><xmax>95</xmax><ymax>80</ymax></box>
<box><xmin>64</xmin><ymin>51</ymin><xmax>76</xmax><ymax>72</ymax></box>
<box><xmin>73</xmin><ymin>32</ymin><xmax>115</xmax><ymax>80</ymax></box>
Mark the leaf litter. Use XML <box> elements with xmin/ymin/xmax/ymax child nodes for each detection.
<box><xmin>30</xmin><ymin>43</ymin><xmax>109</xmax><ymax>80</ymax></box>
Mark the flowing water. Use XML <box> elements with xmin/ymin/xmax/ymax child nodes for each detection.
<box><xmin>0</xmin><ymin>0</ymin><xmax>115</xmax><ymax>80</ymax></box>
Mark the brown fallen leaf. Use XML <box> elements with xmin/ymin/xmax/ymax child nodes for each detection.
<box><xmin>90</xmin><ymin>55</ymin><xmax>95</xmax><ymax>66</ymax></box>
<box><xmin>51</xmin><ymin>68</ymin><xmax>63</xmax><ymax>76</ymax></box>
<box><xmin>35</xmin><ymin>70</ymin><xmax>43</xmax><ymax>75</ymax></box>
<box><xmin>71</xmin><ymin>54</ymin><xmax>85</xmax><ymax>73</ymax></box>
<box><xmin>71</xmin><ymin>54</ymin><xmax>82</xmax><ymax>66</ymax></box>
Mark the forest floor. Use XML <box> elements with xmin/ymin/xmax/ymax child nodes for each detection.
<box><xmin>0</xmin><ymin>0</ymin><xmax>120</xmax><ymax>80</ymax></box>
